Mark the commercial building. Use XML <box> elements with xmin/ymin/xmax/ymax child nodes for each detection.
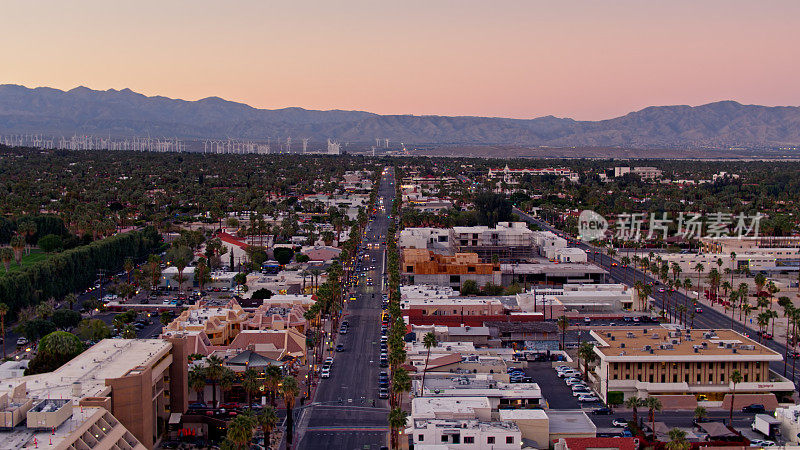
<box><xmin>590</xmin><ymin>328</ymin><xmax>793</xmax><ymax>403</ymax></box>
<box><xmin>614</xmin><ymin>166</ymin><xmax>663</xmax><ymax>180</ymax></box>
<box><xmin>162</xmin><ymin>299</ymin><xmax>249</xmax><ymax>345</ymax></box>
<box><xmin>399</xmin><ymin>228</ymin><xmax>452</xmax><ymax>254</ymax></box>
<box><xmin>407</xmin><ymin>418</ymin><xmax>521</xmax><ymax>449</ymax></box>
<box><xmin>499</xmin><ymin>263</ymin><xmax>607</xmax><ymax>286</ymax></box>
<box><xmin>451</xmin><ymin>222</ymin><xmax>535</xmax><ymax>261</ymax></box>
<box><xmin>402</xmin><ymin>249</ymin><xmax>501</xmax><ymax>289</ymax></box>
<box><xmin>0</xmin><ymin>338</ymin><xmax>188</xmax><ymax>449</ymax></box>
<box><xmin>416</xmin><ymin>373</ymin><xmax>543</xmax><ymax>411</ymax></box>
<box><xmin>516</xmin><ymin>283</ymin><xmax>638</xmax><ymax>314</ymax></box>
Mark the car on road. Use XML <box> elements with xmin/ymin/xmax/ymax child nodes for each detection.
<box><xmin>321</xmin><ymin>368</ymin><xmax>331</xmax><ymax>378</ymax></box>
<box><xmin>379</xmin><ymin>357</ymin><xmax>388</xmax><ymax>368</ymax></box>
<box><xmin>577</xmin><ymin>394</ymin><xmax>599</xmax><ymax>402</ymax></box>
<box><xmin>742</xmin><ymin>404</ymin><xmax>766</xmax><ymax>413</ymax></box>
<box><xmin>336</xmin><ymin>344</ymin><xmax>345</xmax><ymax>352</ymax></box>
<box><xmin>750</xmin><ymin>439</ymin><xmax>776</xmax><ymax>447</ymax></box>
<box><xmin>695</xmin><ymin>307</ymin><xmax>703</xmax><ymax>313</ymax></box>
<box><xmin>378</xmin><ymin>388</ymin><xmax>389</xmax><ymax>399</ymax></box>
<box><xmin>612</xmin><ymin>418</ymin><xmax>628</xmax><ymax>427</ymax></box>
<box><xmin>325</xmin><ymin>356</ymin><xmax>334</xmax><ymax>365</ymax></box>
<box><xmin>339</xmin><ymin>327</ymin><xmax>348</xmax><ymax>335</ymax></box>
<box><xmin>591</xmin><ymin>407</ymin><xmax>612</xmax><ymax>415</ymax></box>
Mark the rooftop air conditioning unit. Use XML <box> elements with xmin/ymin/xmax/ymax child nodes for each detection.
<box><xmin>620</xmin><ymin>343</ymin><xmax>625</xmax><ymax>348</ymax></box>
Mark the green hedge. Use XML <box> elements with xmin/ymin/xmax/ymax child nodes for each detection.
<box><xmin>0</xmin><ymin>226</ymin><xmax>161</xmax><ymax>318</ymax></box>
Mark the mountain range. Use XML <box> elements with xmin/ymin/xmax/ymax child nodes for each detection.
<box><xmin>1</xmin><ymin>84</ymin><xmax>800</xmax><ymax>149</ymax></box>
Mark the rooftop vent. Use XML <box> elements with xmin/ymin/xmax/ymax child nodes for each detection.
<box><xmin>620</xmin><ymin>343</ymin><xmax>625</xmax><ymax>348</ymax></box>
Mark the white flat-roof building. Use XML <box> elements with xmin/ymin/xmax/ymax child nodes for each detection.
<box><xmin>407</xmin><ymin>418</ymin><xmax>521</xmax><ymax>449</ymax></box>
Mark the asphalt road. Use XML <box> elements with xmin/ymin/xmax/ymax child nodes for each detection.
<box><xmin>514</xmin><ymin>208</ymin><xmax>800</xmax><ymax>387</ymax></box>
<box><xmin>296</xmin><ymin>167</ymin><xmax>395</xmax><ymax>450</ymax></box>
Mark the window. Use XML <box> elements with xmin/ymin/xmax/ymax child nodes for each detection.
<box><xmin>661</xmin><ymin>374</ymin><xmax>665</xmax><ymax>383</ymax></box>
<box><xmin>697</xmin><ymin>374</ymin><xmax>701</xmax><ymax>382</ymax></box>
<box><xmin>637</xmin><ymin>362</ymin><xmax>642</xmax><ymax>369</ymax></box>
<box><xmin>697</xmin><ymin>362</ymin><xmax>702</xmax><ymax>369</ymax></box>
<box><xmin>720</xmin><ymin>373</ymin><xmax>725</xmax><ymax>382</ymax></box>
<box><xmin>441</xmin><ymin>435</ymin><xmax>448</xmax><ymax>443</ymax></box>
<box><xmin>673</xmin><ymin>374</ymin><xmax>678</xmax><ymax>383</ymax></box>
<box><xmin>418</xmin><ymin>435</ymin><xmax>424</xmax><ymax>442</ymax></box>
<box><xmin>451</xmin><ymin>275</ymin><xmax>460</xmax><ymax>283</ymax></box>
<box><xmin>709</xmin><ymin>373</ymin><xmax>713</xmax><ymax>382</ymax></box>
<box><xmin>406</xmin><ymin>266</ymin><xmax>413</xmax><ymax>272</ymax></box>
<box><xmin>506</xmin><ymin>436</ymin><xmax>514</xmax><ymax>444</ymax></box>
<box><xmin>487</xmin><ymin>437</ymin><xmax>495</xmax><ymax>444</ymax></box>
<box><xmin>467</xmin><ymin>266</ymin><xmax>475</xmax><ymax>273</ymax></box>
<box><xmin>464</xmin><ymin>437</ymin><xmax>474</xmax><ymax>444</ymax></box>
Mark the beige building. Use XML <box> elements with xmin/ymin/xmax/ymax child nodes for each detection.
<box><xmin>0</xmin><ymin>338</ymin><xmax>188</xmax><ymax>449</ymax></box>
<box><xmin>590</xmin><ymin>328</ymin><xmax>793</xmax><ymax>403</ymax></box>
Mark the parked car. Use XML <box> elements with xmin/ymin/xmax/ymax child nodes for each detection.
<box><xmin>577</xmin><ymin>394</ymin><xmax>599</xmax><ymax>402</ymax></box>
<box><xmin>321</xmin><ymin>368</ymin><xmax>331</xmax><ymax>378</ymax></box>
<box><xmin>750</xmin><ymin>439</ymin><xmax>776</xmax><ymax>447</ymax></box>
<box><xmin>591</xmin><ymin>407</ymin><xmax>612</xmax><ymax>415</ymax></box>
<box><xmin>742</xmin><ymin>404</ymin><xmax>766</xmax><ymax>413</ymax></box>
<box><xmin>378</xmin><ymin>388</ymin><xmax>389</xmax><ymax>399</ymax></box>
<box><xmin>612</xmin><ymin>418</ymin><xmax>628</xmax><ymax>427</ymax></box>
<box><xmin>572</xmin><ymin>389</ymin><xmax>592</xmax><ymax>397</ymax></box>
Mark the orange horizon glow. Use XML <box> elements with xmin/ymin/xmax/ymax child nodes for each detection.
<box><xmin>2</xmin><ymin>1</ymin><xmax>799</xmax><ymax>121</ymax></box>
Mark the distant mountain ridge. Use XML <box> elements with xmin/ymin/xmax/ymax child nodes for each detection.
<box><xmin>1</xmin><ymin>84</ymin><xmax>800</xmax><ymax>149</ymax></box>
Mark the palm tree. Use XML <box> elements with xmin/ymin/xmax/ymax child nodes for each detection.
<box><xmin>10</xmin><ymin>235</ymin><xmax>25</xmax><ymax>265</ymax></box>
<box><xmin>0</xmin><ymin>247</ymin><xmax>12</xmax><ymax>273</ymax></box>
<box><xmin>741</xmin><ymin>303</ymin><xmax>754</xmax><ymax>332</ymax></box>
<box><xmin>264</xmin><ymin>365</ymin><xmax>282</xmax><ymax>406</ymax></box>
<box><xmin>281</xmin><ymin>376</ymin><xmax>300</xmax><ymax>446</ymax></box>
<box><xmin>557</xmin><ymin>315</ymin><xmax>569</xmax><ymax>350</ymax></box>
<box><xmin>0</xmin><ymin>303</ymin><xmax>7</xmax><ymax>358</ymax></box>
<box><xmin>420</xmin><ymin>332</ymin><xmax>437</xmax><ymax>394</ymax></box>
<box><xmin>577</xmin><ymin>342</ymin><xmax>597</xmax><ymax>382</ymax></box>
<box><xmin>392</xmin><ymin>368</ymin><xmax>412</xmax><ymax>408</ymax></box>
<box><xmin>645</xmin><ymin>397</ymin><xmax>662</xmax><ymax>434</ymax></box>
<box><xmin>694</xmin><ymin>263</ymin><xmax>704</xmax><ymax>303</ymax></box>
<box><xmin>693</xmin><ymin>406</ymin><xmax>707</xmax><ymax>423</ymax></box>
<box><xmin>676</xmin><ymin>304</ymin><xmax>687</xmax><ymax>327</ymax></box>
<box><xmin>242</xmin><ymin>368</ymin><xmax>261</xmax><ymax>410</ymax></box>
<box><xmin>729</xmin><ymin>370</ymin><xmax>743</xmax><ymax>424</ymax></box>
<box><xmin>666</xmin><ymin>427</ymin><xmax>690</xmax><ymax>450</ymax></box>
<box><xmin>219</xmin><ymin>369</ymin><xmax>235</xmax><ymax>403</ymax></box>
<box><xmin>768</xmin><ymin>309</ymin><xmax>779</xmax><ymax>337</ymax></box>
<box><xmin>189</xmin><ymin>367</ymin><xmax>207</xmax><ymax>404</ymax></box>
<box><xmin>205</xmin><ymin>355</ymin><xmax>225</xmax><ymax>407</ymax></box>
<box><xmin>257</xmin><ymin>406</ymin><xmax>278</xmax><ymax>449</ymax></box>
<box><xmin>757</xmin><ymin>312</ymin><xmax>770</xmax><ymax>342</ymax></box>
<box><xmin>388</xmin><ymin>407</ymin><xmax>408</xmax><ymax>449</ymax></box>
<box><xmin>226</xmin><ymin>412</ymin><xmax>256</xmax><ymax>450</ymax></box>
<box><xmin>625</xmin><ymin>397</ymin><xmax>643</xmax><ymax>426</ymax></box>
<box><xmin>124</xmin><ymin>257</ymin><xmax>134</xmax><ymax>284</ymax></box>
<box><xmin>754</xmin><ymin>272</ymin><xmax>767</xmax><ymax>302</ymax></box>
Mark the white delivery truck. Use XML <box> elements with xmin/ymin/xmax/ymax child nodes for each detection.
<box><xmin>751</xmin><ymin>413</ymin><xmax>780</xmax><ymax>437</ymax></box>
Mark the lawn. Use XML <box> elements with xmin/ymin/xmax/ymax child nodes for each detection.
<box><xmin>0</xmin><ymin>249</ymin><xmax>51</xmax><ymax>275</ymax></box>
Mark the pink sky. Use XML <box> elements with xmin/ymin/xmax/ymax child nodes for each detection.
<box><xmin>3</xmin><ymin>1</ymin><xmax>799</xmax><ymax>120</ymax></box>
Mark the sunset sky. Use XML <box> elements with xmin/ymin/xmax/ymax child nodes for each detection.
<box><xmin>3</xmin><ymin>0</ymin><xmax>799</xmax><ymax>120</ymax></box>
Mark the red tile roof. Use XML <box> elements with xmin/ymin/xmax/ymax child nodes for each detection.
<box><xmin>556</xmin><ymin>437</ymin><xmax>638</xmax><ymax>450</ymax></box>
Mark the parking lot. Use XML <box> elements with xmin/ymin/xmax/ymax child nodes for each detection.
<box><xmin>523</xmin><ymin>362</ymin><xmax>582</xmax><ymax>409</ymax></box>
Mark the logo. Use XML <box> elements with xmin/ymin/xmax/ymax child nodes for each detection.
<box><xmin>578</xmin><ymin>210</ymin><xmax>608</xmax><ymax>241</ymax></box>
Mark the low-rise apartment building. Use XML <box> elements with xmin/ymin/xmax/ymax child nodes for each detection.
<box><xmin>590</xmin><ymin>328</ymin><xmax>793</xmax><ymax>403</ymax></box>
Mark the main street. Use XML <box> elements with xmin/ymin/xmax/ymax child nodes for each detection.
<box><xmin>296</xmin><ymin>168</ymin><xmax>395</xmax><ymax>450</ymax></box>
<box><xmin>513</xmin><ymin>208</ymin><xmax>800</xmax><ymax>388</ymax></box>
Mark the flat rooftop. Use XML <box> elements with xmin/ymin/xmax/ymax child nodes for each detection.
<box><xmin>591</xmin><ymin>328</ymin><xmax>782</xmax><ymax>361</ymax></box>
<box><xmin>422</xmin><ymin>375</ymin><xmax>542</xmax><ymax>398</ymax></box>
<box><xmin>412</xmin><ymin>397</ymin><xmax>491</xmax><ymax>418</ymax></box>
<box><xmin>546</xmin><ymin>410</ymin><xmax>597</xmax><ymax>435</ymax></box>
<box><xmin>0</xmin><ymin>406</ymin><xmax>104</xmax><ymax>450</ymax></box>
<box><xmin>1</xmin><ymin>339</ymin><xmax>171</xmax><ymax>400</ymax></box>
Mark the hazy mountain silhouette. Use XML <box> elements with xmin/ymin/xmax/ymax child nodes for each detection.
<box><xmin>2</xmin><ymin>84</ymin><xmax>800</xmax><ymax>149</ymax></box>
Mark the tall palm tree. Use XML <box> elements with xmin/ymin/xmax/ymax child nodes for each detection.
<box><xmin>242</xmin><ymin>368</ymin><xmax>261</xmax><ymax>410</ymax></box>
<box><xmin>220</xmin><ymin>368</ymin><xmax>236</xmax><ymax>403</ymax></box>
<box><xmin>625</xmin><ymin>397</ymin><xmax>643</xmax><ymax>426</ymax></box>
<box><xmin>645</xmin><ymin>397</ymin><xmax>662</xmax><ymax>434</ymax></box>
<box><xmin>577</xmin><ymin>342</ymin><xmax>596</xmax><ymax>382</ymax></box>
<box><xmin>729</xmin><ymin>370</ymin><xmax>743</xmax><ymax>424</ymax></box>
<box><xmin>557</xmin><ymin>315</ymin><xmax>569</xmax><ymax>350</ymax></box>
<box><xmin>388</xmin><ymin>407</ymin><xmax>408</xmax><ymax>449</ymax></box>
<box><xmin>264</xmin><ymin>365</ymin><xmax>282</xmax><ymax>406</ymax></box>
<box><xmin>420</xmin><ymin>332</ymin><xmax>437</xmax><ymax>394</ymax></box>
<box><xmin>257</xmin><ymin>406</ymin><xmax>278</xmax><ymax>449</ymax></box>
<box><xmin>205</xmin><ymin>355</ymin><xmax>225</xmax><ymax>407</ymax></box>
<box><xmin>124</xmin><ymin>257</ymin><xmax>134</xmax><ymax>284</ymax></box>
<box><xmin>0</xmin><ymin>247</ymin><xmax>12</xmax><ymax>273</ymax></box>
<box><xmin>694</xmin><ymin>263</ymin><xmax>704</xmax><ymax>303</ymax></box>
<box><xmin>741</xmin><ymin>303</ymin><xmax>754</xmax><ymax>332</ymax></box>
<box><xmin>0</xmin><ymin>303</ymin><xmax>7</xmax><ymax>358</ymax></box>
<box><xmin>392</xmin><ymin>368</ymin><xmax>412</xmax><ymax>408</ymax></box>
<box><xmin>189</xmin><ymin>367</ymin><xmax>207</xmax><ymax>404</ymax></box>
<box><xmin>281</xmin><ymin>375</ymin><xmax>300</xmax><ymax>447</ymax></box>
<box><xmin>10</xmin><ymin>235</ymin><xmax>25</xmax><ymax>265</ymax></box>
